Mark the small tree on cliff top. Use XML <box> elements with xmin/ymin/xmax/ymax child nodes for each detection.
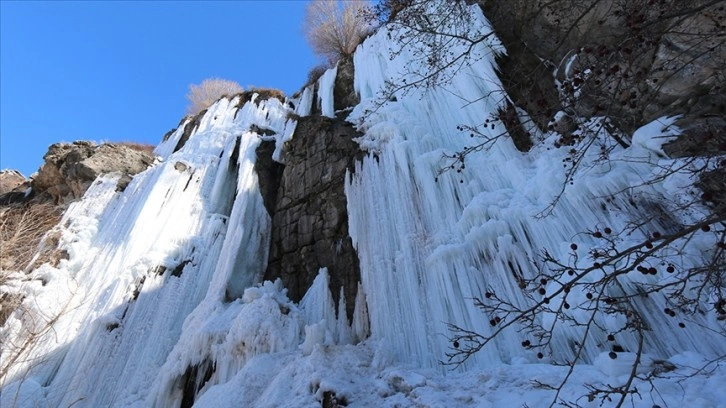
<box><xmin>304</xmin><ymin>0</ymin><xmax>372</xmax><ymax>65</ymax></box>
<box><xmin>186</xmin><ymin>78</ymin><xmax>244</xmax><ymax>116</ymax></box>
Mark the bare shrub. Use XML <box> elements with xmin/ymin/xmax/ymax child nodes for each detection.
<box><xmin>0</xmin><ymin>203</ymin><xmax>62</xmax><ymax>347</ymax></box>
<box><xmin>115</xmin><ymin>141</ymin><xmax>156</xmax><ymax>155</ymax></box>
<box><xmin>0</xmin><ymin>287</ymin><xmax>77</xmax><ymax>387</ymax></box>
<box><xmin>304</xmin><ymin>0</ymin><xmax>372</xmax><ymax>65</ymax></box>
<box><xmin>0</xmin><ymin>204</ymin><xmax>62</xmax><ymax>272</ymax></box>
<box><xmin>0</xmin><ymin>271</ymin><xmax>23</xmax><ymax>326</ymax></box>
<box><xmin>186</xmin><ymin>78</ymin><xmax>244</xmax><ymax>116</ymax></box>
<box><xmin>246</xmin><ymin>86</ymin><xmax>286</xmax><ymax>102</ymax></box>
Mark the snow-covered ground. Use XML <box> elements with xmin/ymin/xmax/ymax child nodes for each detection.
<box><xmin>1</xmin><ymin>2</ymin><xmax>724</xmax><ymax>407</ymax></box>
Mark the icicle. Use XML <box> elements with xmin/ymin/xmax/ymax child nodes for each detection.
<box><xmin>317</xmin><ymin>65</ymin><xmax>338</xmax><ymax>118</ymax></box>
<box><xmin>337</xmin><ymin>287</ymin><xmax>352</xmax><ymax>345</ymax></box>
<box><xmin>295</xmin><ymin>86</ymin><xmax>314</xmax><ymax>117</ymax></box>
<box><xmin>344</xmin><ymin>1</ymin><xmax>724</xmax><ymax>372</ymax></box>
<box><xmin>351</xmin><ymin>282</ymin><xmax>370</xmax><ymax>343</ymax></box>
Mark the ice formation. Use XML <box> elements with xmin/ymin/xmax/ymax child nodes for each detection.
<box><xmin>1</xmin><ymin>3</ymin><xmax>723</xmax><ymax>407</ymax></box>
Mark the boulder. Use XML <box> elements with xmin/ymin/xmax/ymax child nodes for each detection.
<box><xmin>0</xmin><ymin>170</ymin><xmax>27</xmax><ymax>195</ymax></box>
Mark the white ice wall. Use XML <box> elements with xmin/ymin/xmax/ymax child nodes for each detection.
<box><xmin>0</xmin><ymin>95</ymin><xmax>326</xmax><ymax>407</ymax></box>
<box><xmin>344</xmin><ymin>4</ymin><xmax>724</xmax><ymax>370</ymax></box>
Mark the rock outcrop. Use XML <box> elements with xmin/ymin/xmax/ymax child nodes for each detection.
<box><xmin>478</xmin><ymin>0</ymin><xmax>725</xmax><ymax>154</ymax></box>
<box><xmin>0</xmin><ymin>170</ymin><xmax>30</xmax><ymax>205</ymax></box>
<box><xmin>263</xmin><ymin>115</ymin><xmax>365</xmax><ymax>319</ymax></box>
<box><xmin>333</xmin><ymin>56</ymin><xmax>360</xmax><ymax>114</ymax></box>
<box><xmin>0</xmin><ymin>170</ymin><xmax>27</xmax><ymax>195</ymax></box>
<box><xmin>31</xmin><ymin>141</ymin><xmax>155</xmax><ymax>203</ymax></box>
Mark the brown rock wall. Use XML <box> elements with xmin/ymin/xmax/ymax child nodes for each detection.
<box><xmin>31</xmin><ymin>141</ymin><xmax>155</xmax><ymax>203</ymax></box>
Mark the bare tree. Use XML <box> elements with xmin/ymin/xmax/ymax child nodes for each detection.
<box><xmin>304</xmin><ymin>0</ymin><xmax>373</xmax><ymax>65</ymax></box>
<box><xmin>186</xmin><ymin>78</ymin><xmax>243</xmax><ymax>116</ymax></box>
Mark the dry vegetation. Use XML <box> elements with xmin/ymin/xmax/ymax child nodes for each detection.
<box><xmin>0</xmin><ymin>285</ymin><xmax>77</xmax><ymax>387</ymax></box>
<box><xmin>186</xmin><ymin>78</ymin><xmax>244</xmax><ymax>116</ymax></box>
<box><xmin>115</xmin><ymin>141</ymin><xmax>156</xmax><ymax>155</ymax></box>
<box><xmin>246</xmin><ymin>86</ymin><xmax>286</xmax><ymax>102</ymax></box>
<box><xmin>304</xmin><ymin>0</ymin><xmax>372</xmax><ymax>65</ymax></box>
<box><xmin>0</xmin><ymin>270</ymin><xmax>23</xmax><ymax>326</ymax></box>
<box><xmin>0</xmin><ymin>204</ymin><xmax>62</xmax><ymax>272</ymax></box>
<box><xmin>0</xmin><ymin>202</ymin><xmax>63</xmax><ymax>362</ymax></box>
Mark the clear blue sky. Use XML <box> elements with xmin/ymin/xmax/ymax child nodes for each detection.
<box><xmin>1</xmin><ymin>0</ymin><xmax>319</xmax><ymax>177</ymax></box>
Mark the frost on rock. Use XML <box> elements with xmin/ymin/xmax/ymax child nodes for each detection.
<box><xmin>630</xmin><ymin>116</ymin><xmax>681</xmax><ymax>157</ymax></box>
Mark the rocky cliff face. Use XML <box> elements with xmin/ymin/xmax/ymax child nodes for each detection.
<box><xmin>4</xmin><ymin>0</ymin><xmax>720</xmax><ymax>333</ymax></box>
<box><xmin>160</xmin><ymin>90</ymin><xmax>366</xmax><ymax>319</ymax></box>
<box><xmin>263</xmin><ymin>115</ymin><xmax>364</xmax><ymax>319</ymax></box>
<box><xmin>479</xmin><ymin>0</ymin><xmax>725</xmax><ymax>154</ymax></box>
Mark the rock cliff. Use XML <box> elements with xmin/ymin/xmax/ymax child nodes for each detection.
<box><xmin>479</xmin><ymin>0</ymin><xmax>724</xmax><ymax>155</ymax></box>
<box><xmin>263</xmin><ymin>115</ymin><xmax>364</xmax><ymax>319</ymax></box>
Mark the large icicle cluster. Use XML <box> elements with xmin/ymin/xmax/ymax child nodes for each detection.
<box><xmin>1</xmin><ymin>2</ymin><xmax>724</xmax><ymax>407</ymax></box>
<box><xmin>344</xmin><ymin>5</ymin><xmax>723</xmax><ymax>370</ymax></box>
<box><xmin>0</xmin><ymin>95</ymin><xmax>360</xmax><ymax>407</ymax></box>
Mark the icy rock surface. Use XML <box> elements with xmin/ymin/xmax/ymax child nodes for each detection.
<box><xmin>0</xmin><ymin>95</ymin><xmax>310</xmax><ymax>407</ymax></box>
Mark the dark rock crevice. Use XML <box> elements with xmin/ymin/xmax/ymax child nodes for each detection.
<box><xmin>174</xmin><ymin>110</ymin><xmax>207</xmax><ymax>153</ymax></box>
<box><xmin>333</xmin><ymin>56</ymin><xmax>360</xmax><ymax>115</ymax></box>
<box><xmin>255</xmin><ymin>140</ymin><xmax>285</xmax><ymax>217</ymax></box>
<box><xmin>178</xmin><ymin>360</ymin><xmax>216</xmax><ymax>408</ymax></box>
<box><xmin>478</xmin><ymin>1</ymin><xmax>562</xmax><ymax>151</ymax></box>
